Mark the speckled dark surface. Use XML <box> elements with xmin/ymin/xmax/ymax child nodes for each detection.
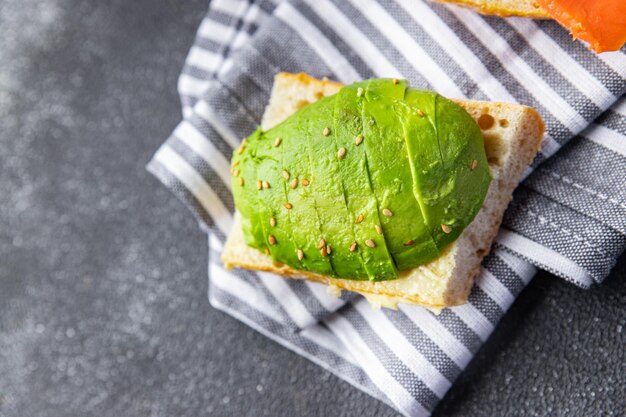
<box><xmin>1</xmin><ymin>1</ymin><xmax>624</xmax><ymax>416</ymax></box>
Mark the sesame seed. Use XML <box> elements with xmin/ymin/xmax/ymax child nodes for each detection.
<box><xmin>382</xmin><ymin>208</ymin><xmax>393</xmax><ymax>217</ymax></box>
<box><xmin>239</xmin><ymin>177</ymin><xmax>244</xmax><ymax>186</ymax></box>
<box><xmin>417</xmin><ymin>109</ymin><xmax>425</xmax><ymax>117</ymax></box>
<box><xmin>264</xmin><ymin>248</ymin><xmax>270</xmax><ymax>255</ymax></box>
<box><xmin>471</xmin><ymin>159</ymin><xmax>478</xmax><ymax>171</ymax></box>
<box><xmin>323</xmin><ymin>127</ymin><xmax>331</xmax><ymax>136</ymax></box>
<box><xmin>355</xmin><ymin>135</ymin><xmax>364</xmax><ymax>146</ymax></box>
<box><xmin>297</xmin><ymin>249</ymin><xmax>304</xmax><ymax>261</ymax></box>
<box><xmin>282</xmin><ymin>170</ymin><xmax>290</xmax><ymax>180</ymax></box>
<box><xmin>337</xmin><ymin>147</ymin><xmax>347</xmax><ymax>160</ymax></box>
<box><xmin>270</xmin><ymin>217</ymin><xmax>276</xmax><ymax>227</ymax></box>
<box><xmin>290</xmin><ymin>178</ymin><xmax>298</xmax><ymax>189</ymax></box>
<box><xmin>357</xmin><ymin>87</ymin><xmax>364</xmax><ymax>97</ymax></box>
<box><xmin>256</xmin><ymin>180</ymin><xmax>262</xmax><ymax>190</ymax></box>
<box><xmin>268</xmin><ymin>235</ymin><xmax>276</xmax><ymax>245</ymax></box>
<box><xmin>392</xmin><ymin>78</ymin><xmax>399</xmax><ymax>85</ymax></box>
<box><xmin>241</xmin><ymin>139</ymin><xmax>248</xmax><ymax>146</ymax></box>
<box><xmin>349</xmin><ymin>241</ymin><xmax>357</xmax><ymax>252</ymax></box>
<box><xmin>375</xmin><ymin>225</ymin><xmax>382</xmax><ymax>235</ymax></box>
<box><xmin>318</xmin><ymin>239</ymin><xmax>326</xmax><ymax>249</ymax></box>
<box><xmin>326</xmin><ymin>245</ymin><xmax>332</xmax><ymax>255</ymax></box>
<box><xmin>355</xmin><ymin>214</ymin><xmax>364</xmax><ymax>224</ymax></box>
<box><xmin>404</xmin><ymin>240</ymin><xmax>414</xmax><ymax>246</ymax></box>
<box><xmin>301</xmin><ymin>179</ymin><xmax>310</xmax><ymax>186</ymax></box>
<box><xmin>238</xmin><ymin>144</ymin><xmax>245</xmax><ymax>154</ymax></box>
<box><xmin>232</xmin><ymin>169</ymin><xmax>240</xmax><ymax>177</ymax></box>
<box><xmin>274</xmin><ymin>137</ymin><xmax>282</xmax><ymax>147</ymax></box>
<box><xmin>441</xmin><ymin>224</ymin><xmax>452</xmax><ymax>234</ymax></box>
<box><xmin>365</xmin><ymin>239</ymin><xmax>376</xmax><ymax>248</ymax></box>
<box><xmin>232</xmin><ymin>160</ymin><xmax>240</xmax><ymax>168</ymax></box>
<box><xmin>283</xmin><ymin>202</ymin><xmax>293</xmax><ymax>209</ymax></box>
<box><xmin>263</xmin><ymin>181</ymin><xmax>270</xmax><ymax>189</ymax></box>
<box><xmin>320</xmin><ymin>247</ymin><xmax>328</xmax><ymax>257</ymax></box>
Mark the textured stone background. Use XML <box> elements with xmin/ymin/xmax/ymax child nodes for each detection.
<box><xmin>0</xmin><ymin>1</ymin><xmax>624</xmax><ymax>416</ymax></box>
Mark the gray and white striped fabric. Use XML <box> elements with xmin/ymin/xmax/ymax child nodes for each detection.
<box><xmin>147</xmin><ymin>0</ymin><xmax>626</xmax><ymax>415</ymax></box>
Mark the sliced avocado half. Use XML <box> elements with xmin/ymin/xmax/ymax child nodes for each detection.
<box><xmin>232</xmin><ymin>79</ymin><xmax>491</xmax><ymax>281</ymax></box>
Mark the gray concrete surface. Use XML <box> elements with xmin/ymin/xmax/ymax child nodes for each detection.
<box><xmin>0</xmin><ymin>1</ymin><xmax>624</xmax><ymax>416</ymax></box>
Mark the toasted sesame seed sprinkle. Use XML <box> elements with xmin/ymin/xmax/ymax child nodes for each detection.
<box><xmin>375</xmin><ymin>225</ymin><xmax>382</xmax><ymax>235</ymax></box>
<box><xmin>404</xmin><ymin>240</ymin><xmax>415</xmax><ymax>246</ymax></box>
<box><xmin>283</xmin><ymin>202</ymin><xmax>293</xmax><ymax>209</ymax></box>
<box><xmin>282</xmin><ymin>170</ymin><xmax>290</xmax><ymax>180</ymax></box>
<box><xmin>241</xmin><ymin>138</ymin><xmax>248</xmax><ymax>146</ymax></box>
<box><xmin>417</xmin><ymin>109</ymin><xmax>425</xmax><ymax>117</ymax></box>
<box><xmin>382</xmin><ymin>208</ymin><xmax>393</xmax><ymax>217</ymax></box>
<box><xmin>318</xmin><ymin>239</ymin><xmax>326</xmax><ymax>249</ymax></box>
<box><xmin>357</xmin><ymin>87</ymin><xmax>364</xmax><ymax>97</ymax></box>
<box><xmin>471</xmin><ymin>159</ymin><xmax>478</xmax><ymax>171</ymax></box>
<box><xmin>323</xmin><ymin>127</ymin><xmax>331</xmax><ymax>136</ymax></box>
<box><xmin>326</xmin><ymin>245</ymin><xmax>332</xmax><ymax>255</ymax></box>
<box><xmin>290</xmin><ymin>178</ymin><xmax>298</xmax><ymax>189</ymax></box>
<box><xmin>365</xmin><ymin>239</ymin><xmax>376</xmax><ymax>248</ymax></box>
<box><xmin>301</xmin><ymin>179</ymin><xmax>310</xmax><ymax>186</ymax></box>
<box><xmin>441</xmin><ymin>224</ymin><xmax>452</xmax><ymax>234</ymax></box>
<box><xmin>355</xmin><ymin>214</ymin><xmax>364</xmax><ymax>224</ymax></box>
<box><xmin>297</xmin><ymin>249</ymin><xmax>304</xmax><ymax>261</ymax></box>
<box><xmin>238</xmin><ymin>144</ymin><xmax>245</xmax><ymax>154</ymax></box>
<box><xmin>274</xmin><ymin>137</ymin><xmax>282</xmax><ymax>147</ymax></box>
<box><xmin>270</xmin><ymin>217</ymin><xmax>276</xmax><ymax>227</ymax></box>
<box><xmin>232</xmin><ymin>160</ymin><xmax>240</xmax><ymax>168</ymax></box>
<box><xmin>337</xmin><ymin>147</ymin><xmax>347</xmax><ymax>160</ymax></box>
<box><xmin>355</xmin><ymin>135</ymin><xmax>364</xmax><ymax>146</ymax></box>
<box><xmin>349</xmin><ymin>241</ymin><xmax>357</xmax><ymax>252</ymax></box>
<box><xmin>268</xmin><ymin>235</ymin><xmax>276</xmax><ymax>245</ymax></box>
<box><xmin>264</xmin><ymin>248</ymin><xmax>270</xmax><ymax>255</ymax></box>
<box><xmin>263</xmin><ymin>181</ymin><xmax>270</xmax><ymax>189</ymax></box>
<box><xmin>392</xmin><ymin>78</ymin><xmax>399</xmax><ymax>85</ymax></box>
<box><xmin>232</xmin><ymin>169</ymin><xmax>240</xmax><ymax>177</ymax></box>
<box><xmin>320</xmin><ymin>247</ymin><xmax>327</xmax><ymax>257</ymax></box>
<box><xmin>256</xmin><ymin>180</ymin><xmax>262</xmax><ymax>190</ymax></box>
<box><xmin>239</xmin><ymin>177</ymin><xmax>244</xmax><ymax>186</ymax></box>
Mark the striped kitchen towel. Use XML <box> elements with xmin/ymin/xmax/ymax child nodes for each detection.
<box><xmin>147</xmin><ymin>0</ymin><xmax>626</xmax><ymax>415</ymax></box>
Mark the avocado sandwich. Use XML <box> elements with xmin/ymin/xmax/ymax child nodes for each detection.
<box><xmin>222</xmin><ymin>73</ymin><xmax>543</xmax><ymax>309</ymax></box>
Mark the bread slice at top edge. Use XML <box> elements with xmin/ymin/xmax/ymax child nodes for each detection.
<box><xmin>432</xmin><ymin>0</ymin><xmax>550</xmax><ymax>18</ymax></box>
<box><xmin>222</xmin><ymin>72</ymin><xmax>544</xmax><ymax>309</ymax></box>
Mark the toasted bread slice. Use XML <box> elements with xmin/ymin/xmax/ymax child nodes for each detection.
<box><xmin>432</xmin><ymin>0</ymin><xmax>550</xmax><ymax>18</ymax></box>
<box><xmin>222</xmin><ymin>73</ymin><xmax>543</xmax><ymax>309</ymax></box>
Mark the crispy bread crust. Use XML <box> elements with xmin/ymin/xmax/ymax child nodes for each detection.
<box><xmin>432</xmin><ymin>0</ymin><xmax>550</xmax><ymax>18</ymax></box>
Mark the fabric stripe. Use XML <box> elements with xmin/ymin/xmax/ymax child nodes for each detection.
<box><xmin>153</xmin><ymin>146</ymin><xmax>232</xmax><ymax>235</ymax></box>
<box><xmin>475</xmin><ymin>269</ymin><xmax>516</xmax><ymax>311</ymax></box>
<box><xmin>274</xmin><ymin>2</ymin><xmax>361</xmax><ymax>83</ymax></box>
<box><xmin>496</xmin><ymin>229</ymin><xmax>594</xmax><ymax>287</ymax></box>
<box><xmin>506</xmin><ymin>18</ymin><xmax>616</xmax><ymax>108</ymax></box>
<box><xmin>354</xmin><ymin>302</ymin><xmax>452</xmax><ymax>397</ymax></box>
<box><xmin>398</xmin><ymin>305</ymin><xmax>472</xmax><ymax>369</ymax></box>
<box><xmin>326</xmin><ymin>313</ymin><xmax>431</xmax><ymax>417</ymax></box>
<box><xmin>394</xmin><ymin>0</ymin><xmax>511</xmax><ymax>101</ymax></box>
<box><xmin>583</xmin><ymin>123</ymin><xmax>626</xmax><ymax>157</ymax></box>
<box><xmin>349</xmin><ymin>0</ymin><xmax>463</xmax><ymax>97</ymax></box>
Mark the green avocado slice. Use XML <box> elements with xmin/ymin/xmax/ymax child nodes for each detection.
<box><xmin>300</xmin><ymin>95</ymin><xmax>367</xmax><ymax>278</ymax></box>
<box><xmin>269</xmin><ymin>106</ymin><xmax>335</xmax><ymax>275</ymax></box>
<box><xmin>333</xmin><ymin>81</ymin><xmax>398</xmax><ymax>280</ymax></box>
<box><xmin>253</xmin><ymin>131</ymin><xmax>300</xmax><ymax>264</ymax></box>
<box><xmin>231</xmin><ymin>129</ymin><xmax>266</xmax><ymax>250</ymax></box>
<box><xmin>402</xmin><ymin>90</ymin><xmax>491</xmax><ymax>250</ymax></box>
<box><xmin>362</xmin><ymin>79</ymin><xmax>439</xmax><ymax>270</ymax></box>
<box><xmin>232</xmin><ymin>78</ymin><xmax>491</xmax><ymax>281</ymax></box>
